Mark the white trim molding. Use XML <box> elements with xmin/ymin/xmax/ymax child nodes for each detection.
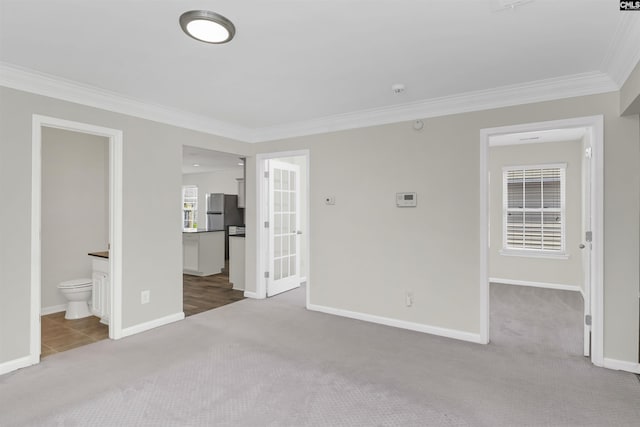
<box><xmin>1</xmin><ymin>63</ymin><xmax>252</xmax><ymax>142</ymax></box>
<box><xmin>1</xmin><ymin>62</ymin><xmax>620</xmax><ymax>144</ymax></box>
<box><xmin>120</xmin><ymin>312</ymin><xmax>185</xmax><ymax>339</ymax></box>
<box><xmin>489</xmin><ymin>278</ymin><xmax>581</xmax><ymax>293</ymax></box>
<box><xmin>600</xmin><ymin>14</ymin><xmax>640</xmax><ymax>88</ymax></box>
<box><xmin>603</xmin><ymin>358</ymin><xmax>640</xmax><ymax>374</ymax></box>
<box><xmin>40</xmin><ymin>304</ymin><xmax>67</xmax><ymax>316</ymax></box>
<box><xmin>253</xmin><ymin>72</ymin><xmax>617</xmax><ymax>143</ymax></box>
<box><xmin>0</xmin><ymin>355</ymin><xmax>36</xmax><ymax>376</ymax></box>
<box><xmin>308</xmin><ymin>304</ymin><xmax>483</xmax><ymax>344</ymax></box>
<box><xmin>243</xmin><ymin>291</ymin><xmax>260</xmax><ymax>299</ymax></box>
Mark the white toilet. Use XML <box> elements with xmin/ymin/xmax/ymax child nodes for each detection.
<box><xmin>57</xmin><ymin>278</ymin><xmax>93</xmax><ymax>319</ymax></box>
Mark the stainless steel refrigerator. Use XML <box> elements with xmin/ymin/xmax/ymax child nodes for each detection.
<box><xmin>206</xmin><ymin>193</ymin><xmax>244</xmax><ymax>259</ymax></box>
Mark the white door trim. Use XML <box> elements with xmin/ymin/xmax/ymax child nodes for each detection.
<box><xmin>479</xmin><ymin>115</ymin><xmax>604</xmax><ymax>367</ymax></box>
<box><xmin>255</xmin><ymin>150</ymin><xmax>310</xmax><ymax>307</ymax></box>
<box><xmin>31</xmin><ymin>115</ymin><xmax>124</xmax><ymax>365</ymax></box>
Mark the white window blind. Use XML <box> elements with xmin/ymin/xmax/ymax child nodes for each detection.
<box><xmin>182</xmin><ymin>185</ymin><xmax>198</xmax><ymax>230</ymax></box>
<box><xmin>503</xmin><ymin>165</ymin><xmax>566</xmax><ymax>253</ymax></box>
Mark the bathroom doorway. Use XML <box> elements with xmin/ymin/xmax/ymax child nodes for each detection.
<box><xmin>40</xmin><ymin>127</ymin><xmax>109</xmax><ymax>356</ymax></box>
<box><xmin>30</xmin><ymin>115</ymin><xmax>123</xmax><ymax>364</ymax></box>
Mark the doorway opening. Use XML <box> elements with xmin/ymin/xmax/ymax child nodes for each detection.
<box><xmin>480</xmin><ymin>116</ymin><xmax>604</xmax><ymax>367</ymax></box>
<box><xmin>30</xmin><ymin>115</ymin><xmax>123</xmax><ymax>364</ymax></box>
<box><xmin>181</xmin><ymin>145</ymin><xmax>246</xmax><ymax>316</ymax></box>
<box><xmin>255</xmin><ymin>150</ymin><xmax>310</xmax><ymax>306</ymax></box>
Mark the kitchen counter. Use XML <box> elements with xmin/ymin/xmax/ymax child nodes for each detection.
<box><xmin>88</xmin><ymin>251</ymin><xmax>109</xmax><ymax>259</ymax></box>
<box><xmin>183</xmin><ymin>231</ymin><xmax>224</xmax><ymax>276</ymax></box>
<box><xmin>183</xmin><ymin>229</ymin><xmax>224</xmax><ymax>233</ymax></box>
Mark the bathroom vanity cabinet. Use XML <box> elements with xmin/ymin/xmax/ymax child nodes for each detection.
<box><xmin>89</xmin><ymin>251</ymin><xmax>110</xmax><ymax>325</ymax></box>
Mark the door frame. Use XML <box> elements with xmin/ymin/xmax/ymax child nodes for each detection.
<box><xmin>255</xmin><ymin>150</ymin><xmax>310</xmax><ymax>306</ymax></box>
<box><xmin>479</xmin><ymin>115</ymin><xmax>604</xmax><ymax>367</ymax></box>
<box><xmin>30</xmin><ymin>115</ymin><xmax>124</xmax><ymax>364</ymax></box>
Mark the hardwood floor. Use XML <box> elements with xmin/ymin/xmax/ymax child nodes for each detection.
<box><xmin>183</xmin><ymin>264</ymin><xmax>245</xmax><ymax>317</ymax></box>
<box><xmin>41</xmin><ymin>312</ymin><xmax>108</xmax><ymax>358</ymax></box>
<box><xmin>41</xmin><ymin>266</ymin><xmax>243</xmax><ymax>357</ymax></box>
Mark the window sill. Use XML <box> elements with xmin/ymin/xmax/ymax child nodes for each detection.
<box><xmin>499</xmin><ymin>249</ymin><xmax>569</xmax><ymax>260</ymax></box>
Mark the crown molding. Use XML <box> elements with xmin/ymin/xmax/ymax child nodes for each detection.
<box><xmin>250</xmin><ymin>71</ymin><xmax>617</xmax><ymax>142</ymax></box>
<box><xmin>0</xmin><ymin>62</ymin><xmax>253</xmax><ymax>142</ymax></box>
<box><xmin>601</xmin><ymin>13</ymin><xmax>640</xmax><ymax>88</ymax></box>
<box><xmin>0</xmin><ymin>62</ymin><xmax>619</xmax><ymax>145</ymax></box>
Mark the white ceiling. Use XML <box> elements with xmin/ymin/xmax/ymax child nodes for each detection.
<box><xmin>182</xmin><ymin>145</ymin><xmax>244</xmax><ymax>174</ymax></box>
<box><xmin>1</xmin><ymin>1</ymin><xmax>638</xmax><ymax>142</ymax></box>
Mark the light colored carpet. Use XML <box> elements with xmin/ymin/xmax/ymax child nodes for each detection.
<box><xmin>490</xmin><ymin>282</ymin><xmax>584</xmax><ymax>357</ymax></box>
<box><xmin>1</xmin><ymin>284</ymin><xmax>639</xmax><ymax>426</ymax></box>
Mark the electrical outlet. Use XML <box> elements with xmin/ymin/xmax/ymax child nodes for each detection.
<box><xmin>141</xmin><ymin>290</ymin><xmax>150</xmax><ymax>304</ymax></box>
<box><xmin>405</xmin><ymin>291</ymin><xmax>413</xmax><ymax>307</ymax></box>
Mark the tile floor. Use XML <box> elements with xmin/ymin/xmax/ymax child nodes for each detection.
<box><xmin>41</xmin><ymin>312</ymin><xmax>108</xmax><ymax>358</ymax></box>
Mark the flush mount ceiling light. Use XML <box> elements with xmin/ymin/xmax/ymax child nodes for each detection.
<box><xmin>179</xmin><ymin>10</ymin><xmax>236</xmax><ymax>44</ymax></box>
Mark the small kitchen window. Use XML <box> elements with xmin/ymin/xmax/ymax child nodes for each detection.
<box><xmin>501</xmin><ymin>164</ymin><xmax>567</xmax><ymax>257</ymax></box>
<box><xmin>182</xmin><ymin>185</ymin><xmax>198</xmax><ymax>231</ymax></box>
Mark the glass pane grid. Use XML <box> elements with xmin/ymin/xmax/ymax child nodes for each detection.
<box><xmin>505</xmin><ymin>166</ymin><xmax>563</xmax><ymax>252</ymax></box>
<box><xmin>271</xmin><ymin>166</ymin><xmax>299</xmax><ymax>282</ymax></box>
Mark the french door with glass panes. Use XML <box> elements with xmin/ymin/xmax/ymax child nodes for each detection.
<box><xmin>267</xmin><ymin>160</ymin><xmax>301</xmax><ymax>297</ymax></box>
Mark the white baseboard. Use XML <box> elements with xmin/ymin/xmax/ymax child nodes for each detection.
<box><xmin>0</xmin><ymin>355</ymin><xmax>37</xmax><ymax>376</ymax></box>
<box><xmin>603</xmin><ymin>358</ymin><xmax>640</xmax><ymax>374</ymax></box>
<box><xmin>490</xmin><ymin>277</ymin><xmax>581</xmax><ymax>293</ymax></box>
<box><xmin>243</xmin><ymin>291</ymin><xmax>261</xmax><ymax>299</ymax></box>
<box><xmin>307</xmin><ymin>303</ymin><xmax>483</xmax><ymax>344</ymax></box>
<box><xmin>40</xmin><ymin>304</ymin><xmax>67</xmax><ymax>316</ymax></box>
<box><xmin>119</xmin><ymin>312</ymin><xmax>184</xmax><ymax>339</ymax></box>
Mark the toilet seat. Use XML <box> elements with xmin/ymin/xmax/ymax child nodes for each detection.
<box><xmin>58</xmin><ymin>278</ymin><xmax>92</xmax><ymax>289</ymax></box>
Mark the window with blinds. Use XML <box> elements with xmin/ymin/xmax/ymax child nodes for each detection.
<box><xmin>182</xmin><ymin>185</ymin><xmax>198</xmax><ymax>231</ymax></box>
<box><xmin>503</xmin><ymin>165</ymin><xmax>566</xmax><ymax>254</ymax></box>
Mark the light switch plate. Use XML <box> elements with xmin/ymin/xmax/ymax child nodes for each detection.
<box><xmin>141</xmin><ymin>290</ymin><xmax>150</xmax><ymax>304</ymax></box>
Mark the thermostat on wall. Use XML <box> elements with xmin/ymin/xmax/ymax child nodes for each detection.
<box><xmin>396</xmin><ymin>192</ymin><xmax>417</xmax><ymax>207</ymax></box>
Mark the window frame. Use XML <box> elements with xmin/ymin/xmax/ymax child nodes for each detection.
<box><xmin>500</xmin><ymin>163</ymin><xmax>568</xmax><ymax>259</ymax></box>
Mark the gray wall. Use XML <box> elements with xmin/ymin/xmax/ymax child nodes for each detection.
<box><xmin>489</xmin><ymin>140</ymin><xmax>583</xmax><ymax>289</ymax></box>
<box><xmin>41</xmin><ymin>128</ymin><xmax>109</xmax><ymax>310</ymax></box>
<box><xmin>1</xmin><ymin>85</ymin><xmax>638</xmax><ymax>368</ymax></box>
<box><xmin>621</xmin><ymin>61</ymin><xmax>640</xmax><ymax>116</ymax></box>
<box><xmin>182</xmin><ymin>169</ymin><xmax>243</xmax><ymax>229</ymax></box>
<box><xmin>245</xmin><ymin>91</ymin><xmax>640</xmax><ymax>364</ymax></box>
<box><xmin>0</xmin><ymin>86</ymin><xmax>252</xmax><ymax>364</ymax></box>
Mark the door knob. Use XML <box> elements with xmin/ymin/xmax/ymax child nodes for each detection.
<box><xmin>579</xmin><ymin>244</ymin><xmax>585</xmax><ymax>249</ymax></box>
